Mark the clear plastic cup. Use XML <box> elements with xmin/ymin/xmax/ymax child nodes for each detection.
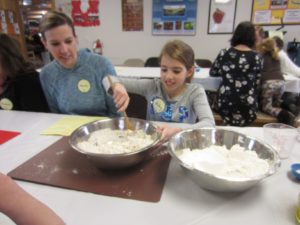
<box><xmin>263</xmin><ymin>123</ymin><xmax>298</xmax><ymax>159</ymax></box>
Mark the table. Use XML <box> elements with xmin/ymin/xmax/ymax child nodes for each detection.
<box><xmin>115</xmin><ymin>66</ymin><xmax>300</xmax><ymax>93</ymax></box>
<box><xmin>0</xmin><ymin>110</ymin><xmax>299</xmax><ymax>225</ymax></box>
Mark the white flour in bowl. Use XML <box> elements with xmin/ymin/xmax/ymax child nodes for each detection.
<box><xmin>178</xmin><ymin>144</ymin><xmax>269</xmax><ymax>179</ymax></box>
<box><xmin>78</xmin><ymin>128</ymin><xmax>153</xmax><ymax>154</ymax></box>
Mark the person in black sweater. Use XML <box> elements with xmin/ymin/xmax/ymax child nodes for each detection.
<box><xmin>0</xmin><ymin>33</ymin><xmax>49</xmax><ymax>112</ymax></box>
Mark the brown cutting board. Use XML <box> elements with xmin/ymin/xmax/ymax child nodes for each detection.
<box><xmin>8</xmin><ymin>137</ymin><xmax>171</xmax><ymax>202</ymax></box>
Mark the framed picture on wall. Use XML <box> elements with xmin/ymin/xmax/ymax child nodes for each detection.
<box><xmin>152</xmin><ymin>0</ymin><xmax>197</xmax><ymax>36</ymax></box>
<box><xmin>208</xmin><ymin>0</ymin><xmax>237</xmax><ymax>34</ymax></box>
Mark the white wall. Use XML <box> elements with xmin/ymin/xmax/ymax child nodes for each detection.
<box><xmin>56</xmin><ymin>0</ymin><xmax>300</xmax><ymax>65</ymax></box>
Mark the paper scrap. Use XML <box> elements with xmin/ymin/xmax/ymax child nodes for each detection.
<box><xmin>41</xmin><ymin>116</ymin><xmax>106</xmax><ymax>136</ymax></box>
<box><xmin>0</xmin><ymin>130</ymin><xmax>21</xmax><ymax>145</ymax></box>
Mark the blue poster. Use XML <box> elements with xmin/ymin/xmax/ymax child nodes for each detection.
<box><xmin>152</xmin><ymin>0</ymin><xmax>197</xmax><ymax>36</ymax></box>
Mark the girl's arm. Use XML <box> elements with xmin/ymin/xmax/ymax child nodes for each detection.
<box><xmin>0</xmin><ymin>173</ymin><xmax>65</xmax><ymax>225</ymax></box>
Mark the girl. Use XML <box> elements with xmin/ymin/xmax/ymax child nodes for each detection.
<box><xmin>106</xmin><ymin>40</ymin><xmax>215</xmax><ymax>142</ymax></box>
<box><xmin>39</xmin><ymin>11</ymin><xmax>129</xmax><ymax>116</ymax></box>
<box><xmin>0</xmin><ymin>33</ymin><xmax>49</xmax><ymax>112</ymax></box>
<box><xmin>257</xmin><ymin>38</ymin><xmax>295</xmax><ymax>126</ymax></box>
<box><xmin>210</xmin><ymin>21</ymin><xmax>262</xmax><ymax>126</ymax></box>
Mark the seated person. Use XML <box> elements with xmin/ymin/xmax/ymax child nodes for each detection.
<box><xmin>273</xmin><ymin>36</ymin><xmax>300</xmax><ymax>117</ymax></box>
<box><xmin>273</xmin><ymin>36</ymin><xmax>300</xmax><ymax>77</ymax></box>
<box><xmin>0</xmin><ymin>33</ymin><xmax>49</xmax><ymax>112</ymax></box>
<box><xmin>105</xmin><ymin>40</ymin><xmax>215</xmax><ymax>143</ymax></box>
<box><xmin>257</xmin><ymin>38</ymin><xmax>295</xmax><ymax>126</ymax></box>
<box><xmin>39</xmin><ymin>11</ymin><xmax>128</xmax><ymax>116</ymax></box>
<box><xmin>210</xmin><ymin>21</ymin><xmax>262</xmax><ymax>126</ymax></box>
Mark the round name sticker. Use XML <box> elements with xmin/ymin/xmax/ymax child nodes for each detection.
<box><xmin>0</xmin><ymin>98</ymin><xmax>13</xmax><ymax>110</ymax></box>
<box><xmin>153</xmin><ymin>98</ymin><xmax>166</xmax><ymax>113</ymax></box>
<box><xmin>78</xmin><ymin>79</ymin><xmax>91</xmax><ymax>93</ymax></box>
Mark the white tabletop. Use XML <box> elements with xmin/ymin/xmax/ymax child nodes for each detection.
<box><xmin>0</xmin><ymin>110</ymin><xmax>299</xmax><ymax>225</ymax></box>
<box><xmin>115</xmin><ymin>66</ymin><xmax>300</xmax><ymax>93</ymax></box>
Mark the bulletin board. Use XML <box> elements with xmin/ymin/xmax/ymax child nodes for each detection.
<box><xmin>251</xmin><ymin>0</ymin><xmax>300</xmax><ymax>25</ymax></box>
<box><xmin>152</xmin><ymin>0</ymin><xmax>197</xmax><ymax>36</ymax></box>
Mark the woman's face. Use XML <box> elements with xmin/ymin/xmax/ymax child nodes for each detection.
<box><xmin>160</xmin><ymin>54</ymin><xmax>193</xmax><ymax>98</ymax></box>
<box><xmin>42</xmin><ymin>24</ymin><xmax>78</xmax><ymax>69</ymax></box>
<box><xmin>255</xmin><ymin>29</ymin><xmax>264</xmax><ymax>46</ymax></box>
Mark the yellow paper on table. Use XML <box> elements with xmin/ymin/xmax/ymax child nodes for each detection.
<box><xmin>41</xmin><ymin>116</ymin><xmax>106</xmax><ymax>136</ymax></box>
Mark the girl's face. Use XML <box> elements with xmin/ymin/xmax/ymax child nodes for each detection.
<box><xmin>42</xmin><ymin>24</ymin><xmax>78</xmax><ymax>69</ymax></box>
<box><xmin>160</xmin><ymin>54</ymin><xmax>194</xmax><ymax>98</ymax></box>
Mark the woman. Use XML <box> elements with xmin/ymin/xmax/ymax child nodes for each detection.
<box><xmin>105</xmin><ymin>40</ymin><xmax>215</xmax><ymax>142</ymax></box>
<box><xmin>0</xmin><ymin>33</ymin><xmax>49</xmax><ymax>112</ymax></box>
<box><xmin>39</xmin><ymin>11</ymin><xmax>128</xmax><ymax>116</ymax></box>
<box><xmin>210</xmin><ymin>21</ymin><xmax>263</xmax><ymax>126</ymax></box>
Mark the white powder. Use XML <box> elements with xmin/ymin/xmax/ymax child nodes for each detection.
<box><xmin>78</xmin><ymin>128</ymin><xmax>153</xmax><ymax>154</ymax></box>
<box><xmin>178</xmin><ymin>144</ymin><xmax>269</xmax><ymax>180</ymax></box>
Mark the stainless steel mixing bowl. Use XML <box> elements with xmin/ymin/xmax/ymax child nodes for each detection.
<box><xmin>69</xmin><ymin>117</ymin><xmax>160</xmax><ymax>169</ymax></box>
<box><xmin>168</xmin><ymin>128</ymin><xmax>281</xmax><ymax>192</ymax></box>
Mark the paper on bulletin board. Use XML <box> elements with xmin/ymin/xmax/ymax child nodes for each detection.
<box><xmin>252</xmin><ymin>0</ymin><xmax>300</xmax><ymax>25</ymax></box>
<box><xmin>41</xmin><ymin>116</ymin><xmax>106</xmax><ymax>136</ymax></box>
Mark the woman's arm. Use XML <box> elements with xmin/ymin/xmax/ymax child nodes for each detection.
<box><xmin>210</xmin><ymin>49</ymin><xmax>226</xmax><ymax>77</ymax></box>
<box><xmin>0</xmin><ymin>173</ymin><xmax>65</xmax><ymax>225</ymax></box>
<box><xmin>191</xmin><ymin>87</ymin><xmax>216</xmax><ymax>128</ymax></box>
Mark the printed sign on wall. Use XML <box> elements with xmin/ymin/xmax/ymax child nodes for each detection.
<box><xmin>72</xmin><ymin>0</ymin><xmax>100</xmax><ymax>26</ymax></box>
<box><xmin>251</xmin><ymin>0</ymin><xmax>300</xmax><ymax>25</ymax></box>
<box><xmin>152</xmin><ymin>0</ymin><xmax>197</xmax><ymax>36</ymax></box>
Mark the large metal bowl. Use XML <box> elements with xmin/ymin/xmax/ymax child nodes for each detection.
<box><xmin>69</xmin><ymin>117</ymin><xmax>160</xmax><ymax>169</ymax></box>
<box><xmin>168</xmin><ymin>128</ymin><xmax>281</xmax><ymax>192</ymax></box>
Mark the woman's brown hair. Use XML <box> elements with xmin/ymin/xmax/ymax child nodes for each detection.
<box><xmin>257</xmin><ymin>38</ymin><xmax>279</xmax><ymax>60</ymax></box>
<box><xmin>39</xmin><ymin>11</ymin><xmax>76</xmax><ymax>40</ymax></box>
<box><xmin>0</xmin><ymin>33</ymin><xmax>35</xmax><ymax>79</ymax></box>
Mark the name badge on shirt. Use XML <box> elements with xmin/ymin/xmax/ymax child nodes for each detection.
<box><xmin>0</xmin><ymin>98</ymin><xmax>13</xmax><ymax>110</ymax></box>
<box><xmin>152</xmin><ymin>97</ymin><xmax>166</xmax><ymax>113</ymax></box>
<box><xmin>78</xmin><ymin>79</ymin><xmax>91</xmax><ymax>93</ymax></box>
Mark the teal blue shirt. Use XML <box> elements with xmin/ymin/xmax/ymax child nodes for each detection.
<box><xmin>40</xmin><ymin>49</ymin><xmax>118</xmax><ymax>116</ymax></box>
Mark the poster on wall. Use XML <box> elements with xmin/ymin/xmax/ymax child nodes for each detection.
<box><xmin>208</xmin><ymin>0</ymin><xmax>237</xmax><ymax>34</ymax></box>
<box><xmin>122</xmin><ymin>0</ymin><xmax>144</xmax><ymax>31</ymax></box>
<box><xmin>152</xmin><ymin>0</ymin><xmax>197</xmax><ymax>36</ymax></box>
<box><xmin>72</xmin><ymin>0</ymin><xmax>100</xmax><ymax>26</ymax></box>
<box><xmin>251</xmin><ymin>0</ymin><xmax>300</xmax><ymax>25</ymax></box>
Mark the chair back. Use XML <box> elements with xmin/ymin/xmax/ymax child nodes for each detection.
<box><xmin>195</xmin><ymin>59</ymin><xmax>212</xmax><ymax>68</ymax></box>
<box><xmin>123</xmin><ymin>58</ymin><xmax>145</xmax><ymax>67</ymax></box>
<box><xmin>144</xmin><ymin>57</ymin><xmax>160</xmax><ymax>67</ymax></box>
<box><xmin>126</xmin><ymin>93</ymin><xmax>147</xmax><ymax>119</ymax></box>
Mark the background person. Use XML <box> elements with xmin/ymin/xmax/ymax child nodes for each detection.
<box><xmin>273</xmin><ymin>36</ymin><xmax>300</xmax><ymax>77</ymax></box>
<box><xmin>273</xmin><ymin>35</ymin><xmax>300</xmax><ymax>117</ymax></box>
<box><xmin>257</xmin><ymin>38</ymin><xmax>295</xmax><ymax>126</ymax></box>
<box><xmin>105</xmin><ymin>40</ymin><xmax>215</xmax><ymax>143</ymax></box>
<box><xmin>0</xmin><ymin>33</ymin><xmax>49</xmax><ymax>112</ymax></box>
<box><xmin>39</xmin><ymin>11</ymin><xmax>128</xmax><ymax>116</ymax></box>
<box><xmin>210</xmin><ymin>21</ymin><xmax>263</xmax><ymax>126</ymax></box>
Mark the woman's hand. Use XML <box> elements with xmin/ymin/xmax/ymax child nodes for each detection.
<box><xmin>156</xmin><ymin>125</ymin><xmax>182</xmax><ymax>144</ymax></box>
<box><xmin>112</xmin><ymin>83</ymin><xmax>130</xmax><ymax>112</ymax></box>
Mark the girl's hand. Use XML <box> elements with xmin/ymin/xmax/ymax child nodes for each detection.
<box><xmin>112</xmin><ymin>83</ymin><xmax>130</xmax><ymax>112</ymax></box>
<box><xmin>156</xmin><ymin>125</ymin><xmax>182</xmax><ymax>144</ymax></box>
